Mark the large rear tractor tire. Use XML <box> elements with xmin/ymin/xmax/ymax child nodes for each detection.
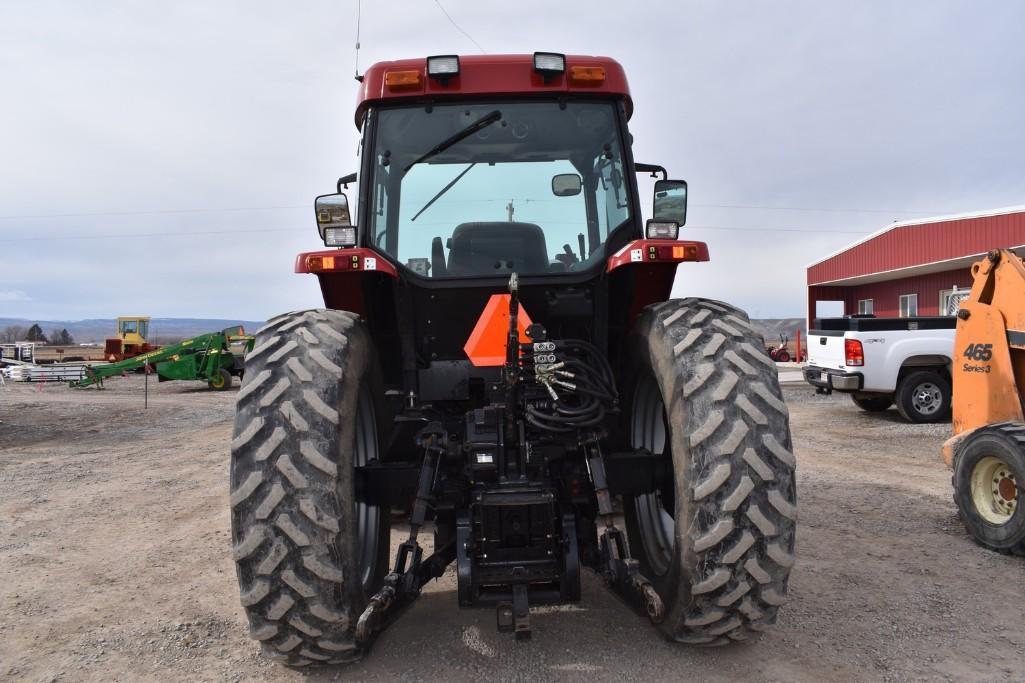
<box><xmin>230</xmin><ymin>309</ymin><xmax>390</xmax><ymax>666</ymax></box>
<box><xmin>952</xmin><ymin>422</ymin><xmax>1025</xmax><ymax>555</ymax></box>
<box><xmin>623</xmin><ymin>298</ymin><xmax>797</xmax><ymax>645</ymax></box>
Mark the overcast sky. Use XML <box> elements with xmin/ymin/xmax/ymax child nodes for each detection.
<box><xmin>1</xmin><ymin>1</ymin><xmax>1023</xmax><ymax>321</ymax></box>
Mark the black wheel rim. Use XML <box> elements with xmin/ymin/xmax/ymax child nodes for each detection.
<box><xmin>354</xmin><ymin>387</ymin><xmax>381</xmax><ymax>591</ymax></box>
<box><xmin>631</xmin><ymin>374</ymin><xmax>675</xmax><ymax>577</ymax></box>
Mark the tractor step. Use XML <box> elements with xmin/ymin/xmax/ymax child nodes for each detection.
<box><xmin>587</xmin><ymin>438</ymin><xmax>666</xmax><ymax>625</ymax></box>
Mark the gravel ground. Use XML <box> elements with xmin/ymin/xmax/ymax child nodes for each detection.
<box><xmin>1</xmin><ymin>376</ymin><xmax>1023</xmax><ymax>681</ymax></box>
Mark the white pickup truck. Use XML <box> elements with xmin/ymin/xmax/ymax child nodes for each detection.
<box><xmin>803</xmin><ymin>316</ymin><xmax>957</xmax><ymax>423</ymax></box>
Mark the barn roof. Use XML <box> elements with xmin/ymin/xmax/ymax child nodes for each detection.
<box><xmin>807</xmin><ymin>205</ymin><xmax>1025</xmax><ymax>286</ymax></box>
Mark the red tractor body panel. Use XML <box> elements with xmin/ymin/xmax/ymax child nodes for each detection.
<box><xmin>354</xmin><ymin>54</ymin><xmax>632</xmax><ymax>128</ymax></box>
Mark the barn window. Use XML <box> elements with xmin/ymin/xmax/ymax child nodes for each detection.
<box><xmin>940</xmin><ymin>288</ymin><xmax>970</xmax><ymax>316</ymax></box>
<box><xmin>857</xmin><ymin>299</ymin><xmax>874</xmax><ymax>315</ymax></box>
<box><xmin>899</xmin><ymin>293</ymin><xmax>918</xmax><ymax>317</ymax></box>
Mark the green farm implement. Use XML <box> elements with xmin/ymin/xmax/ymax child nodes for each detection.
<box><xmin>72</xmin><ymin>326</ymin><xmax>254</xmax><ymax>390</ymax></box>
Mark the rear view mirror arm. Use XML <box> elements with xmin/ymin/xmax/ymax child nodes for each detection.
<box><xmin>337</xmin><ymin>172</ymin><xmax>357</xmax><ymax>193</ymax></box>
<box><xmin>634</xmin><ymin>163</ymin><xmax>667</xmax><ymax>180</ymax></box>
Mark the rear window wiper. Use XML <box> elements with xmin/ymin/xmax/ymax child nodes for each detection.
<box><xmin>411</xmin><ymin>163</ymin><xmax>476</xmax><ymax>222</ymax></box>
<box><xmin>402</xmin><ymin>110</ymin><xmax>501</xmax><ymax>173</ymax></box>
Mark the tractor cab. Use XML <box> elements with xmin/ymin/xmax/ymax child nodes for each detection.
<box><xmin>116</xmin><ymin>316</ymin><xmax>150</xmax><ymax>345</ymax></box>
<box><xmin>309</xmin><ymin>54</ymin><xmax>690</xmax><ymax>281</ymax></box>
<box><xmin>105</xmin><ymin>315</ymin><xmax>156</xmax><ymax>361</ymax></box>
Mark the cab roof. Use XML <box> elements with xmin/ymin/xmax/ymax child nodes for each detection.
<box><xmin>355</xmin><ymin>54</ymin><xmax>632</xmax><ymax>128</ymax></box>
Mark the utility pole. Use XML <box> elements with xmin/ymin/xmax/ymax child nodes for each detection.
<box><xmin>506</xmin><ymin>199</ymin><xmax>514</xmax><ymax>222</ymax></box>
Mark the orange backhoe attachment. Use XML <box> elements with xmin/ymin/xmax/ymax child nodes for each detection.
<box><xmin>943</xmin><ymin>249</ymin><xmax>1025</xmax><ymax>555</ymax></box>
<box><xmin>943</xmin><ymin>250</ymin><xmax>1025</xmax><ymax>465</ymax></box>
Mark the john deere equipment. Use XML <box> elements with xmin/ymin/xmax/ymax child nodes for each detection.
<box><xmin>74</xmin><ymin>326</ymin><xmax>253</xmax><ymax>390</ymax></box>
<box><xmin>230</xmin><ymin>53</ymin><xmax>796</xmax><ymax>666</ymax></box>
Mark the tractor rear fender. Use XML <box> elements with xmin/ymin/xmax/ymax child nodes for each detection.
<box><xmin>296</xmin><ymin>240</ymin><xmax>707</xmax><ymax>321</ymax></box>
<box><xmin>607</xmin><ymin>239</ymin><xmax>710</xmax><ymax>328</ymax></box>
<box><xmin>296</xmin><ymin>247</ymin><xmax>399</xmax><ymax>317</ymax></box>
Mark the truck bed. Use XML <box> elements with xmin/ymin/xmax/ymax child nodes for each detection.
<box><xmin>810</xmin><ymin>316</ymin><xmax>956</xmax><ymax>334</ymax></box>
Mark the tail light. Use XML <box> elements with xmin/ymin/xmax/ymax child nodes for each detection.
<box><xmin>845</xmin><ymin>338</ymin><xmax>864</xmax><ymax>366</ymax></box>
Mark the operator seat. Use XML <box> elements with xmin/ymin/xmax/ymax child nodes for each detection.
<box><xmin>446</xmin><ymin>221</ymin><xmax>549</xmax><ymax>276</ymax></box>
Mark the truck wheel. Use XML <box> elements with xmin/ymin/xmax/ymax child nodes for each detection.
<box><xmin>895</xmin><ymin>370</ymin><xmax>951</xmax><ymax>423</ymax></box>
<box><xmin>952</xmin><ymin>423</ymin><xmax>1025</xmax><ymax>555</ymax></box>
<box><xmin>209</xmin><ymin>368</ymin><xmax>233</xmax><ymax>391</ymax></box>
<box><xmin>851</xmin><ymin>395</ymin><xmax>892</xmax><ymax>412</ymax></box>
<box><xmin>623</xmin><ymin>298</ymin><xmax>797</xmax><ymax>645</ymax></box>
<box><xmin>230</xmin><ymin>309</ymin><xmax>390</xmax><ymax>665</ymax></box>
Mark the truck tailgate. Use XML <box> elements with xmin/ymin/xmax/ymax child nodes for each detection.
<box><xmin>808</xmin><ymin>332</ymin><xmax>847</xmax><ymax>370</ymax></box>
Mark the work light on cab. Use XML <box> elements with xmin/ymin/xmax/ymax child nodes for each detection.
<box><xmin>533</xmin><ymin>52</ymin><xmax>566</xmax><ymax>75</ymax></box>
<box><xmin>324</xmin><ymin>226</ymin><xmax>357</xmax><ymax>247</ymax></box>
<box><xmin>427</xmin><ymin>55</ymin><xmax>460</xmax><ymax>81</ymax></box>
<box><xmin>646</xmin><ymin>220</ymin><xmax>679</xmax><ymax>240</ymax></box>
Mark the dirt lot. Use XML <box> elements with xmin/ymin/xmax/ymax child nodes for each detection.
<box><xmin>1</xmin><ymin>376</ymin><xmax>1023</xmax><ymax>681</ymax></box>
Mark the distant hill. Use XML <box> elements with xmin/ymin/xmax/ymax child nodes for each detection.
<box><xmin>750</xmin><ymin>318</ymin><xmax>807</xmax><ymax>343</ymax></box>
<box><xmin>0</xmin><ymin>317</ymin><xmax>264</xmax><ymax>344</ymax></box>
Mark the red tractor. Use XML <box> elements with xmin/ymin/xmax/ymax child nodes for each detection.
<box><xmin>768</xmin><ymin>333</ymin><xmax>791</xmax><ymax>363</ymax></box>
<box><xmin>230</xmin><ymin>53</ymin><xmax>796</xmax><ymax>665</ymax></box>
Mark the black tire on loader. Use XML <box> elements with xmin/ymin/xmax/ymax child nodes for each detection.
<box><xmin>623</xmin><ymin>298</ymin><xmax>797</xmax><ymax>645</ymax></box>
<box><xmin>952</xmin><ymin>422</ymin><xmax>1025</xmax><ymax>555</ymax></box>
<box><xmin>230</xmin><ymin>309</ymin><xmax>390</xmax><ymax>666</ymax></box>
<box><xmin>851</xmin><ymin>394</ymin><xmax>893</xmax><ymax>412</ymax></box>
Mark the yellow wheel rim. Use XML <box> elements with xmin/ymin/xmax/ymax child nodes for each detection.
<box><xmin>970</xmin><ymin>456</ymin><xmax>1018</xmax><ymax>524</ymax></box>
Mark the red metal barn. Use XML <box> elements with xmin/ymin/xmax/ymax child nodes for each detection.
<box><xmin>807</xmin><ymin>206</ymin><xmax>1025</xmax><ymax>320</ymax></box>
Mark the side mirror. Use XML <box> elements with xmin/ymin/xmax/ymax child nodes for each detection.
<box><xmin>552</xmin><ymin>173</ymin><xmax>582</xmax><ymax>197</ymax></box>
<box><xmin>653</xmin><ymin>179</ymin><xmax>687</xmax><ymax>226</ymax></box>
<box><xmin>314</xmin><ymin>193</ymin><xmax>355</xmax><ymax>246</ymax></box>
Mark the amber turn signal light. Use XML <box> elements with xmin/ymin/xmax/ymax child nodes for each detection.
<box><xmin>569</xmin><ymin>65</ymin><xmax>606</xmax><ymax>85</ymax></box>
<box><xmin>384</xmin><ymin>70</ymin><xmax>422</xmax><ymax>89</ymax></box>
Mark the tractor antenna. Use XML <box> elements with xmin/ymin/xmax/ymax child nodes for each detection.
<box><xmin>353</xmin><ymin>0</ymin><xmax>364</xmax><ymax>82</ymax></box>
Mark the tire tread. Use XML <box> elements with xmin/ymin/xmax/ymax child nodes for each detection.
<box><xmin>631</xmin><ymin>298</ymin><xmax>797</xmax><ymax>642</ymax></box>
<box><xmin>230</xmin><ymin>309</ymin><xmax>373</xmax><ymax>665</ymax></box>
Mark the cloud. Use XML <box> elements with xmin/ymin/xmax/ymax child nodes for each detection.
<box><xmin>0</xmin><ymin>290</ymin><xmax>31</xmax><ymax>302</ymax></box>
